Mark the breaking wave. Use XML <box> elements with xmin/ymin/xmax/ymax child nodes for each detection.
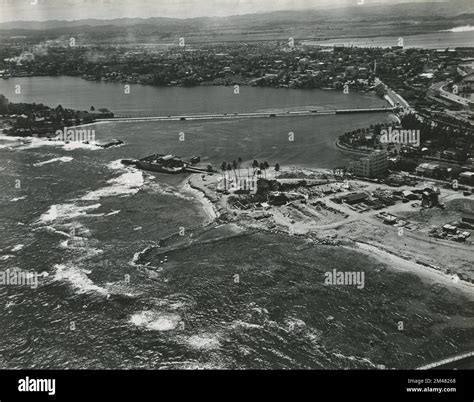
<box><xmin>11</xmin><ymin>244</ymin><xmax>24</xmax><ymax>252</ymax></box>
<box><xmin>53</xmin><ymin>263</ymin><xmax>109</xmax><ymax>296</ymax></box>
<box><xmin>10</xmin><ymin>196</ymin><xmax>27</xmax><ymax>202</ymax></box>
<box><xmin>129</xmin><ymin>311</ymin><xmax>181</xmax><ymax>331</ymax></box>
<box><xmin>14</xmin><ymin>137</ymin><xmax>102</xmax><ymax>151</ymax></box>
<box><xmin>185</xmin><ymin>333</ymin><xmax>222</xmax><ymax>350</ymax></box>
<box><xmin>442</xmin><ymin>25</ymin><xmax>474</xmax><ymax>32</ymax></box>
<box><xmin>39</xmin><ymin>203</ymin><xmax>102</xmax><ymax>223</ymax></box>
<box><xmin>33</xmin><ymin>156</ymin><xmax>73</xmax><ymax>167</ymax></box>
<box><xmin>81</xmin><ymin>170</ymin><xmax>144</xmax><ymax>201</ymax></box>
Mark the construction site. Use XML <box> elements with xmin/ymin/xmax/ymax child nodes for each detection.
<box><xmin>188</xmin><ymin>165</ymin><xmax>474</xmax><ymax>284</ymax></box>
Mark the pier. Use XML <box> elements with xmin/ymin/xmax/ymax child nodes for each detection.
<box><xmin>96</xmin><ymin>107</ymin><xmax>395</xmax><ymax>123</ymax></box>
<box><xmin>185</xmin><ymin>166</ymin><xmax>215</xmax><ymax>174</ymax></box>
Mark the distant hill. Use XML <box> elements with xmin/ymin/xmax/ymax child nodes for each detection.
<box><xmin>1</xmin><ymin>1</ymin><xmax>473</xmax><ymax>30</ymax></box>
<box><xmin>0</xmin><ymin>1</ymin><xmax>472</xmax><ymax>44</ymax></box>
<box><xmin>0</xmin><ymin>18</ymin><xmax>178</xmax><ymax>31</ymax></box>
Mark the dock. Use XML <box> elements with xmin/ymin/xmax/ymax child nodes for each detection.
<box><xmin>121</xmin><ymin>154</ymin><xmax>216</xmax><ymax>175</ymax></box>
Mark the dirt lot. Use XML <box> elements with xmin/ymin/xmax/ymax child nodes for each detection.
<box><xmin>398</xmin><ymin>198</ymin><xmax>474</xmax><ymax>232</ymax></box>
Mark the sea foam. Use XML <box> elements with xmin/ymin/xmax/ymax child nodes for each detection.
<box><xmin>129</xmin><ymin>311</ymin><xmax>181</xmax><ymax>331</ymax></box>
<box><xmin>53</xmin><ymin>263</ymin><xmax>108</xmax><ymax>296</ymax></box>
<box><xmin>39</xmin><ymin>203</ymin><xmax>102</xmax><ymax>223</ymax></box>
<box><xmin>33</xmin><ymin>156</ymin><xmax>73</xmax><ymax>167</ymax></box>
<box><xmin>442</xmin><ymin>25</ymin><xmax>474</xmax><ymax>32</ymax></box>
<box><xmin>81</xmin><ymin>170</ymin><xmax>144</xmax><ymax>201</ymax></box>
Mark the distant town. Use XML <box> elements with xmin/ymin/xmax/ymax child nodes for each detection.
<box><xmin>0</xmin><ymin>41</ymin><xmax>473</xmax><ymax>102</ymax></box>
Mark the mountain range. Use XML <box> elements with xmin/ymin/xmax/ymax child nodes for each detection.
<box><xmin>0</xmin><ymin>1</ymin><xmax>472</xmax><ymax>44</ymax></box>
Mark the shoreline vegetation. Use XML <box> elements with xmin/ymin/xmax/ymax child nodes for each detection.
<box><xmin>337</xmin><ymin>112</ymin><xmax>474</xmax><ymax>164</ymax></box>
<box><xmin>335</xmin><ymin>138</ymin><xmax>373</xmax><ymax>156</ymax></box>
<box><xmin>0</xmin><ymin>95</ymin><xmax>114</xmax><ymax>138</ymax></box>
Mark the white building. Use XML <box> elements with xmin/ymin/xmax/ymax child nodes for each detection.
<box><xmin>349</xmin><ymin>150</ymin><xmax>388</xmax><ymax>178</ymax></box>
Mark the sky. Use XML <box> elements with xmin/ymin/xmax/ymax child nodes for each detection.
<box><xmin>0</xmin><ymin>0</ymin><xmax>442</xmax><ymax>22</ymax></box>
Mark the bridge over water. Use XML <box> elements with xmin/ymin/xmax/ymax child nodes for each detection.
<box><xmin>96</xmin><ymin>107</ymin><xmax>395</xmax><ymax>123</ymax></box>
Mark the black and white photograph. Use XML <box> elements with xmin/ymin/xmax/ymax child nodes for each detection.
<box><xmin>0</xmin><ymin>0</ymin><xmax>473</xmax><ymax>399</ymax></box>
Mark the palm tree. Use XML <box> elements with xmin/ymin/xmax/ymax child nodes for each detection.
<box><xmin>232</xmin><ymin>160</ymin><xmax>238</xmax><ymax>181</ymax></box>
<box><xmin>237</xmin><ymin>157</ymin><xmax>243</xmax><ymax>177</ymax></box>
<box><xmin>252</xmin><ymin>160</ymin><xmax>259</xmax><ymax>177</ymax></box>
<box><xmin>225</xmin><ymin>163</ymin><xmax>233</xmax><ymax>189</ymax></box>
<box><xmin>221</xmin><ymin>162</ymin><xmax>227</xmax><ymax>190</ymax></box>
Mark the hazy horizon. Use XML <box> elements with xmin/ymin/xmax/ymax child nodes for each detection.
<box><xmin>0</xmin><ymin>0</ymin><xmax>448</xmax><ymax>23</ymax></box>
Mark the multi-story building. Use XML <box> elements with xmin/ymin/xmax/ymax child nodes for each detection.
<box><xmin>349</xmin><ymin>150</ymin><xmax>388</xmax><ymax>178</ymax></box>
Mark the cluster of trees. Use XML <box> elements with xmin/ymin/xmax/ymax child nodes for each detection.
<box><xmin>0</xmin><ymin>97</ymin><xmax>113</xmax><ymax>137</ymax></box>
<box><xmin>220</xmin><ymin>158</ymin><xmax>280</xmax><ymax>180</ymax></box>
<box><xmin>339</xmin><ymin>123</ymin><xmax>387</xmax><ymax>149</ymax></box>
<box><xmin>400</xmin><ymin>113</ymin><xmax>471</xmax><ymax>163</ymax></box>
<box><xmin>339</xmin><ymin>112</ymin><xmax>472</xmax><ymax>164</ymax></box>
